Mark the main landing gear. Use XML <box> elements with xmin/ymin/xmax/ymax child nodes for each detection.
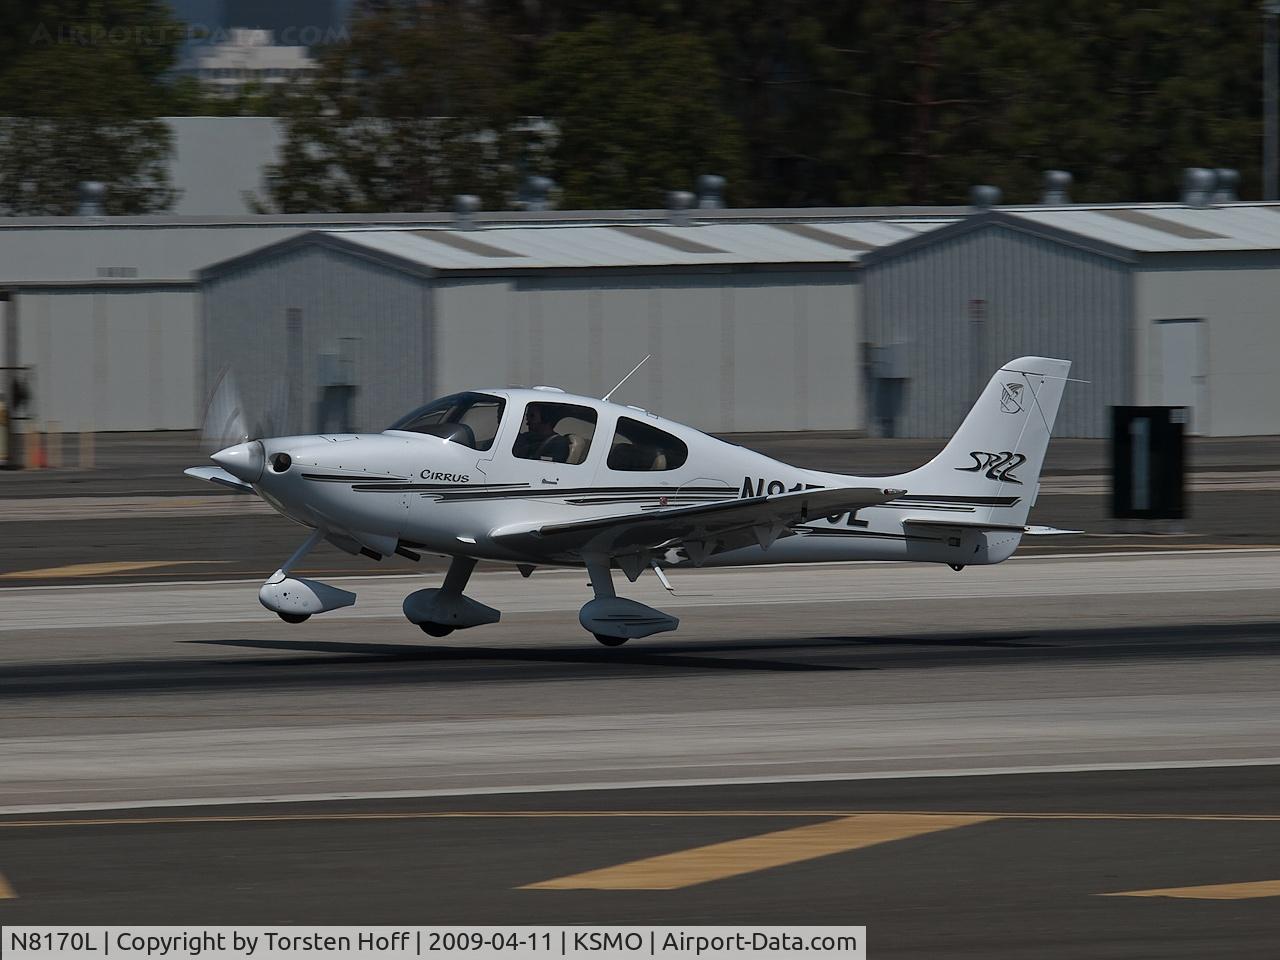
<box><xmin>258</xmin><ymin>529</ymin><xmax>357</xmax><ymax>623</ymax></box>
<box><xmin>579</xmin><ymin>556</ymin><xmax>679</xmax><ymax>646</ymax></box>
<box><xmin>402</xmin><ymin>556</ymin><xmax>500</xmax><ymax>637</ymax></box>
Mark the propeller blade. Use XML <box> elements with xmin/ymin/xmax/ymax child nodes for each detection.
<box><xmin>257</xmin><ymin>379</ymin><xmax>289</xmax><ymax>440</ymax></box>
<box><xmin>201</xmin><ymin>368</ymin><xmax>248</xmax><ymax>454</ymax></box>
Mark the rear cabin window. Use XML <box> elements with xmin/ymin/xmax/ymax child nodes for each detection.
<box><xmin>387</xmin><ymin>392</ymin><xmax>505</xmax><ymax>451</ymax></box>
<box><xmin>607</xmin><ymin>417</ymin><xmax>688</xmax><ymax>471</ymax></box>
<box><xmin>512</xmin><ymin>401</ymin><xmax>598</xmax><ymax>464</ymax></box>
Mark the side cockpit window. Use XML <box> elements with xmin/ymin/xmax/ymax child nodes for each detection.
<box><xmin>513</xmin><ymin>402</ymin><xmax>598</xmax><ymax>464</ymax></box>
<box><xmin>607</xmin><ymin>416</ymin><xmax>688</xmax><ymax>471</ymax></box>
<box><xmin>387</xmin><ymin>392</ymin><xmax>505</xmax><ymax>450</ymax></box>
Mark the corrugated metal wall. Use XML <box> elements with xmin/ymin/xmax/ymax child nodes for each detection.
<box><xmin>435</xmin><ymin>271</ymin><xmax>863</xmax><ymax>433</ymax></box>
<box><xmin>17</xmin><ymin>290</ymin><xmax>198</xmax><ymax>431</ymax></box>
<box><xmin>203</xmin><ymin>247</ymin><xmax>428</xmax><ymax>434</ymax></box>
<box><xmin>863</xmin><ymin>225</ymin><xmax>1131</xmax><ymax>437</ymax></box>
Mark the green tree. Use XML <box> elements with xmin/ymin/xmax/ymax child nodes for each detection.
<box><xmin>532</xmin><ymin>14</ymin><xmax>745</xmax><ymax>208</ymax></box>
<box><xmin>0</xmin><ymin>0</ymin><xmax>182</xmax><ymax>214</ymax></box>
<box><xmin>950</xmin><ymin>0</ymin><xmax>1262</xmax><ymax>203</ymax></box>
<box><xmin>264</xmin><ymin>0</ymin><xmax>525</xmax><ymax>213</ymax></box>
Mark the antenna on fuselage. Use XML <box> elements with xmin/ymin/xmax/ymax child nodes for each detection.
<box><xmin>602</xmin><ymin>354</ymin><xmax>651</xmax><ymax>402</ymax></box>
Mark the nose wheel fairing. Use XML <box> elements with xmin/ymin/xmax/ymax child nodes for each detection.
<box><xmin>256</xmin><ymin>528</ymin><xmax>356</xmax><ymax>623</ymax></box>
<box><xmin>259</xmin><ymin>572</ymin><xmax>356</xmax><ymax>620</ymax></box>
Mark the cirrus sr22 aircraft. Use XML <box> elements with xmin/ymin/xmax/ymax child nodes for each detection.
<box><xmin>187</xmin><ymin>356</ymin><xmax>1075</xmax><ymax>645</ymax></box>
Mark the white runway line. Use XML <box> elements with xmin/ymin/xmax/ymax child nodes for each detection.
<box><xmin>4</xmin><ymin>695</ymin><xmax>1279</xmax><ymax>813</ymax></box>
<box><xmin>2</xmin><ymin>757</ymin><xmax>1278</xmax><ymax>817</ymax></box>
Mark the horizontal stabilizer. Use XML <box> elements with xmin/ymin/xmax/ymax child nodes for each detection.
<box><xmin>903</xmin><ymin>517</ymin><xmax>1083</xmax><ymax>536</ymax></box>
<box><xmin>902</xmin><ymin>517</ymin><xmax>1027</xmax><ymax>532</ymax></box>
<box><xmin>184</xmin><ymin>465</ymin><xmax>255</xmax><ymax>493</ymax></box>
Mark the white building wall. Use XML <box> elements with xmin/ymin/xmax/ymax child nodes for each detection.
<box><xmin>0</xmin><ymin>225</ymin><xmax>306</xmax><ymax>284</ymax></box>
<box><xmin>434</xmin><ymin>271</ymin><xmax>862</xmax><ymax>434</ymax></box>
<box><xmin>1134</xmin><ymin>266</ymin><xmax>1280</xmax><ymax>436</ymax></box>
<box><xmin>16</xmin><ymin>290</ymin><xmax>198</xmax><ymax>431</ymax></box>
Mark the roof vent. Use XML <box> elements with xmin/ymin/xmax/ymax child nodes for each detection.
<box><xmin>453</xmin><ymin>194</ymin><xmax>481</xmax><ymax>230</ymax></box>
<box><xmin>1181</xmin><ymin>168</ymin><xmax>1215</xmax><ymax>208</ymax></box>
<box><xmin>76</xmin><ymin>181</ymin><xmax>106</xmax><ymax>217</ymax></box>
<box><xmin>521</xmin><ymin>175</ymin><xmax>555</xmax><ymax>212</ymax></box>
<box><xmin>666</xmin><ymin>190</ymin><xmax>694</xmax><ymax>226</ymax></box>
<box><xmin>1211</xmin><ymin>168</ymin><xmax>1240</xmax><ymax>204</ymax></box>
<box><xmin>969</xmin><ymin>184</ymin><xmax>1002</xmax><ymax>209</ymax></box>
<box><xmin>696</xmin><ymin>174</ymin><xmax>726</xmax><ymax>209</ymax></box>
<box><xmin>1040</xmin><ymin>170</ymin><xmax>1072</xmax><ymax>205</ymax></box>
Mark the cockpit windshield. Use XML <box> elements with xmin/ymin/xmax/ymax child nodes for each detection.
<box><xmin>386</xmin><ymin>392</ymin><xmax>506</xmax><ymax>450</ymax></box>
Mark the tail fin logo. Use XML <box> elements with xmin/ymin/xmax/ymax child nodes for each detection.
<box><xmin>1000</xmin><ymin>382</ymin><xmax>1025</xmax><ymax>414</ymax></box>
<box><xmin>956</xmin><ymin>451</ymin><xmax>1026</xmax><ymax>484</ymax></box>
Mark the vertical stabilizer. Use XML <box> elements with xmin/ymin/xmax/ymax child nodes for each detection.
<box><xmin>891</xmin><ymin>357</ymin><xmax>1072</xmax><ymax>526</ymax></box>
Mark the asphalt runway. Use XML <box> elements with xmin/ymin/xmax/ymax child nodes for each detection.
<box><xmin>2</xmin><ymin>770</ymin><xmax>1279</xmax><ymax>958</ymax></box>
<box><xmin>1</xmin><ymin>548</ymin><xmax>1278</xmax><ymax>954</ymax></box>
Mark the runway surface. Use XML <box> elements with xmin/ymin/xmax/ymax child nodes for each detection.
<box><xmin>2</xmin><ymin>771</ymin><xmax>1279</xmax><ymax>958</ymax></box>
<box><xmin>2</xmin><ymin>549</ymin><xmax>1279</xmax><ymax>809</ymax></box>
<box><xmin>1</xmin><ymin>547</ymin><xmax>1278</xmax><ymax>955</ymax></box>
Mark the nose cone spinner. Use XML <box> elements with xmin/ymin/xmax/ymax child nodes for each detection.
<box><xmin>212</xmin><ymin>440</ymin><xmax>265</xmax><ymax>484</ymax></box>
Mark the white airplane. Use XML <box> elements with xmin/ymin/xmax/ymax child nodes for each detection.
<box><xmin>187</xmin><ymin>356</ymin><xmax>1075</xmax><ymax>645</ymax></box>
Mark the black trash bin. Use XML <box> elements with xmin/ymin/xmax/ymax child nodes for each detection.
<box><xmin>1111</xmin><ymin>406</ymin><xmax>1187</xmax><ymax>524</ymax></box>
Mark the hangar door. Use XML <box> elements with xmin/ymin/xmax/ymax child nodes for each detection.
<box><xmin>1156</xmin><ymin>319</ymin><xmax>1205</xmax><ymax>434</ymax></box>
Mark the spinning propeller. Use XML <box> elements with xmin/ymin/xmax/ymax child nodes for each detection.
<box><xmin>198</xmin><ymin>369</ymin><xmax>289</xmax><ymax>485</ymax></box>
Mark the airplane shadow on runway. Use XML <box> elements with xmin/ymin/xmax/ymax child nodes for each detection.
<box><xmin>186</xmin><ymin>636</ymin><xmax>860</xmax><ymax>673</ymax></box>
<box><xmin>5</xmin><ymin>621</ymin><xmax>1280</xmax><ymax>698</ymax></box>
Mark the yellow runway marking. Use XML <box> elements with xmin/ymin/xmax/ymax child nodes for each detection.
<box><xmin>521</xmin><ymin>813</ymin><xmax>993</xmax><ymax>890</ymax></box>
<box><xmin>2</xmin><ymin>810</ymin><xmax>1280</xmax><ymax>830</ymax></box>
<box><xmin>1104</xmin><ymin>880</ymin><xmax>1280</xmax><ymax>900</ymax></box>
<box><xmin>0</xmin><ymin>872</ymin><xmax>15</xmax><ymax>899</ymax></box>
<box><xmin>0</xmin><ymin>560</ymin><xmax>226</xmax><ymax>580</ymax></box>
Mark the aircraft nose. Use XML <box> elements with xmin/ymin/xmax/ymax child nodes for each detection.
<box><xmin>211</xmin><ymin>440</ymin><xmax>265</xmax><ymax>484</ymax></box>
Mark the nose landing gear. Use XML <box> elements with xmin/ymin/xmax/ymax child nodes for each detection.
<box><xmin>258</xmin><ymin>529</ymin><xmax>357</xmax><ymax>623</ymax></box>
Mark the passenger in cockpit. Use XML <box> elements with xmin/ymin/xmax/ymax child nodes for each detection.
<box><xmin>514</xmin><ymin>404</ymin><xmax>570</xmax><ymax>462</ymax></box>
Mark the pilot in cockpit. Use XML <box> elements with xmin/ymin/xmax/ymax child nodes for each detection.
<box><xmin>513</xmin><ymin>403</ymin><xmax>571</xmax><ymax>463</ymax></box>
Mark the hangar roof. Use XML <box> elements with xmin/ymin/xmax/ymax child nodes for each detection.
<box><xmin>195</xmin><ymin>201</ymin><xmax>1280</xmax><ymax>282</ymax></box>
<box><xmin>201</xmin><ymin>218</ymin><xmax>953</xmax><ymax>279</ymax></box>
<box><xmin>862</xmin><ymin>203</ymin><xmax>1280</xmax><ymax>265</ymax></box>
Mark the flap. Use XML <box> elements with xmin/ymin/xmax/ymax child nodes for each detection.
<box><xmin>491</xmin><ymin>486</ymin><xmax>903</xmax><ymax>561</ymax></box>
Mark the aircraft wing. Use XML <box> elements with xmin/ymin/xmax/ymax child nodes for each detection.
<box><xmin>184</xmin><ymin>465</ymin><xmax>256</xmax><ymax>494</ymax></box>
<box><xmin>490</xmin><ymin>486</ymin><xmax>903</xmax><ymax>563</ymax></box>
